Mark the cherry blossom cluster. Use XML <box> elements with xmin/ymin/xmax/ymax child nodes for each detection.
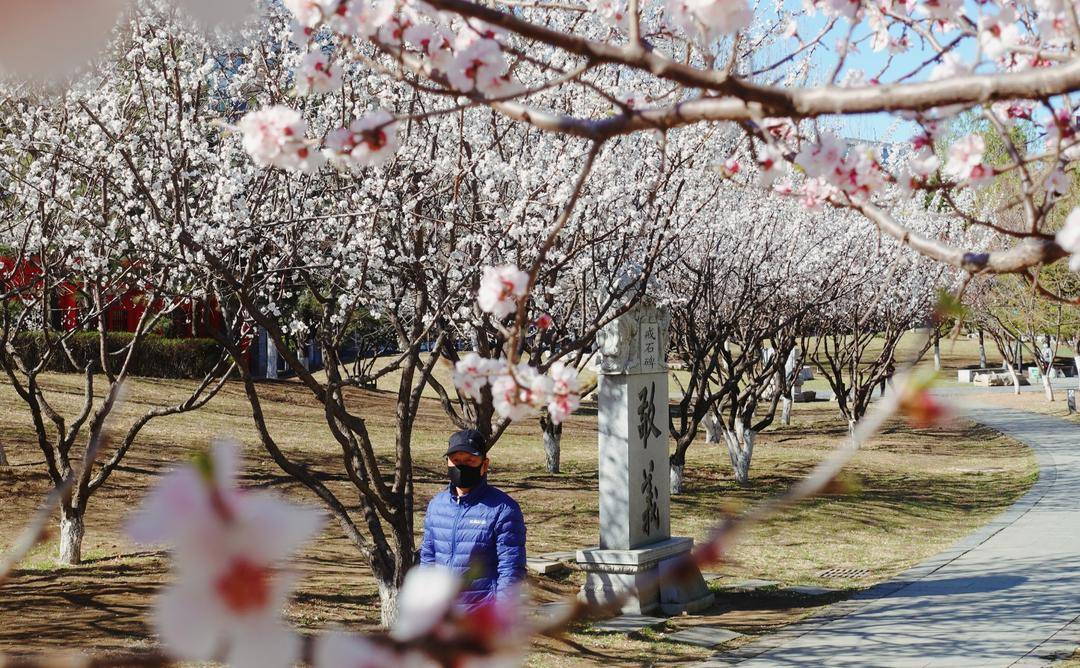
<box><xmin>129</xmin><ymin>443</ymin><xmax>529</xmax><ymax>667</ymax></box>
<box><xmin>663</xmin><ymin>0</ymin><xmax>753</xmax><ymax>45</ymax></box>
<box><xmin>237</xmin><ymin>105</ymin><xmax>399</xmax><ymax>173</ymax></box>
<box><xmin>477</xmin><ymin>264</ymin><xmax>530</xmax><ymax>319</ymax></box>
<box><xmin>453</xmin><ymin>353</ymin><xmax>582</xmax><ymax>424</ymax></box>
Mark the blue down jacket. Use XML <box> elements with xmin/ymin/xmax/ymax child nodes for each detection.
<box><xmin>419</xmin><ymin>479</ymin><xmax>527</xmax><ymax>606</ymax></box>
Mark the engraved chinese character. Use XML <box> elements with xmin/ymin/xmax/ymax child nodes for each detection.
<box><xmin>641</xmin><ymin>460</ymin><xmax>660</xmax><ymax>535</ymax></box>
<box><xmin>637</xmin><ymin>382</ymin><xmax>662</xmax><ymax>448</ymax></box>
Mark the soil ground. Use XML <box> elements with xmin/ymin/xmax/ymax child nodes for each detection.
<box><xmin>0</xmin><ymin>337</ymin><xmax>1039</xmax><ymax>666</ymax></box>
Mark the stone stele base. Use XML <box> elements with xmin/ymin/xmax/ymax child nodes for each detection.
<box><xmin>576</xmin><ymin>537</ymin><xmax>715</xmax><ymax>616</ymax></box>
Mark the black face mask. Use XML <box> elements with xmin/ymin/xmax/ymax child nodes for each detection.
<box><xmin>449</xmin><ymin>463</ymin><xmax>484</xmax><ymax>489</ymax></box>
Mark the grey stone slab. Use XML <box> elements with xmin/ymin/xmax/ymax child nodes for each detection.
<box><xmin>667</xmin><ymin>626</ymin><xmax>744</xmax><ymax>648</ymax></box>
<box><xmin>577</xmin><ymin>536</ymin><xmax>694</xmax><ymax>566</ymax></box>
<box><xmin>714</xmin><ymin>579</ymin><xmax>778</xmax><ymax>592</ymax></box>
<box><xmin>537</xmin><ymin>550</ymin><xmax>576</xmax><ymax>561</ymax></box>
<box><xmin>701</xmin><ymin>572</ymin><xmax>724</xmax><ymax>582</ymax></box>
<box><xmin>694</xmin><ymin>656</ymin><xmax>743</xmax><ymax>667</ymax></box>
<box><xmin>592</xmin><ymin>614</ymin><xmax>666</xmax><ymax>633</ymax></box>
<box><xmin>526</xmin><ymin>558</ymin><xmax>568</xmax><ymax>575</ymax></box>
<box><xmin>785</xmin><ymin>586</ymin><xmax>837</xmax><ymax>597</ymax></box>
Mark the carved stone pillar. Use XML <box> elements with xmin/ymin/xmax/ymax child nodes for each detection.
<box><xmin>577</xmin><ymin>300</ymin><xmax>714</xmax><ymax>616</ymax></box>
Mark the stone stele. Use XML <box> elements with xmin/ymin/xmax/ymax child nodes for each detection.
<box><xmin>577</xmin><ymin>300</ymin><xmax>715</xmax><ymax>616</ymax></box>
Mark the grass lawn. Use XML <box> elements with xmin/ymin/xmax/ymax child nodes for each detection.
<box><xmin>0</xmin><ymin>366</ymin><xmax>1037</xmax><ymax>665</ymax></box>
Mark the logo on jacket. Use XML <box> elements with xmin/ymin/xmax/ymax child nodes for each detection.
<box><xmin>467</xmin><ymin>519</ymin><xmax>487</xmax><ymax>526</ymax></box>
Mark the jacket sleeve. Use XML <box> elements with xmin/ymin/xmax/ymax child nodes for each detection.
<box><xmin>494</xmin><ymin>499</ymin><xmax>527</xmax><ymax>597</ymax></box>
<box><xmin>420</xmin><ymin>499</ymin><xmax>436</xmax><ymax>566</ymax></box>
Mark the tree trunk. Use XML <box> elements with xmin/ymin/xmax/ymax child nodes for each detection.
<box><xmin>1003</xmin><ymin>359</ymin><xmax>1021</xmax><ymax>395</ymax></box>
<box><xmin>848</xmin><ymin>418</ymin><xmax>857</xmax><ymax>436</ymax></box>
<box><xmin>377</xmin><ymin>578</ymin><xmax>400</xmax><ymax>629</ymax></box>
<box><xmin>670</xmin><ymin>463</ymin><xmax>684</xmax><ymax>495</ymax></box>
<box><xmin>978</xmin><ymin>330</ymin><xmax>987</xmax><ymax>368</ymax></box>
<box><xmin>721</xmin><ymin>426</ymin><xmax>755</xmax><ymax>486</ymax></box>
<box><xmin>0</xmin><ymin>442</ymin><xmax>8</xmax><ymax>467</ymax></box>
<box><xmin>702</xmin><ymin>413</ymin><xmax>721</xmax><ymax>444</ymax></box>
<box><xmin>58</xmin><ymin>506</ymin><xmax>85</xmax><ymax>565</ymax></box>
<box><xmin>540</xmin><ymin>414</ymin><xmax>561</xmax><ymax>474</ymax></box>
<box><xmin>1074</xmin><ymin>356</ymin><xmax>1080</xmax><ymax>387</ymax></box>
<box><xmin>933</xmin><ymin>331</ymin><xmax>941</xmax><ymax>371</ymax></box>
<box><xmin>1042</xmin><ymin>370</ymin><xmax>1055</xmax><ymax>402</ymax></box>
<box><xmin>781</xmin><ymin>397</ymin><xmax>792</xmax><ymax>425</ymax></box>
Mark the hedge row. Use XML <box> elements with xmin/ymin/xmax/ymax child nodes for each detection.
<box><xmin>13</xmin><ymin>331</ymin><xmax>225</xmax><ymax>379</ymax></box>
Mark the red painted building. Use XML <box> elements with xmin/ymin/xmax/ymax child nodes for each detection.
<box><xmin>1</xmin><ymin>256</ymin><xmax>222</xmax><ymax>337</ymax></box>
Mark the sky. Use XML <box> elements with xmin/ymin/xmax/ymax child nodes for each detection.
<box><xmin>752</xmin><ymin>0</ymin><xmax>986</xmax><ymax>142</ymax></box>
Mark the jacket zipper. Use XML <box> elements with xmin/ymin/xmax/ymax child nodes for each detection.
<box><xmin>450</xmin><ymin>493</ymin><xmax>465</xmax><ymax>564</ymax></box>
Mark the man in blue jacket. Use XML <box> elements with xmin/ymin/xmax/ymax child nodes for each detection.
<box><xmin>419</xmin><ymin>429</ymin><xmax>527</xmax><ymax>607</ymax></box>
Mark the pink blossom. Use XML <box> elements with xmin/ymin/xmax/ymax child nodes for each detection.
<box><xmin>377</xmin><ymin>12</ymin><xmax>414</xmax><ymax>44</ymax></box>
<box><xmin>324</xmin><ymin>109</ymin><xmax>400</xmax><ymax>168</ymax></box>
<box><xmin>491</xmin><ymin>364</ymin><xmax>553</xmax><ymax>421</ymax></box>
<box><xmin>756</xmin><ymin>144</ymin><xmax>786</xmax><ymax>186</ymax></box>
<box><xmin>294</xmin><ymin>49</ymin><xmax>342</xmax><ymax>96</ymax></box>
<box><xmin>534</xmin><ymin>313</ymin><xmax>554</xmax><ymax>330</ymax></box>
<box><xmin>597</xmin><ymin>0</ymin><xmax>630</xmax><ymax>30</ymax></box>
<box><xmin>405</xmin><ymin>22</ymin><xmax>456</xmax><ymax>71</ymax></box>
<box><xmin>328</xmin><ymin>0</ymin><xmax>395</xmax><ymax>37</ymax></box>
<box><xmin>477</xmin><ymin>265</ymin><xmax>529</xmax><ymax>319</ymax></box>
<box><xmin>452</xmin><ymin>352</ymin><xmax>497</xmax><ymax>401</ymax></box>
<box><xmin>129</xmin><ymin>442</ymin><xmax>323</xmax><ymax>668</ymax></box>
<box><xmin>1057</xmin><ymin>208</ymin><xmax>1080</xmax><ymax>271</ymax></box>
<box><xmin>476</xmin><ymin>70</ymin><xmax>521</xmax><ymax>98</ymax></box>
<box><xmin>1045</xmin><ymin>109</ymin><xmax>1080</xmax><ymax>159</ymax></box>
<box><xmin>1046</xmin><ymin>169</ymin><xmax>1071</xmax><ymax>195</ymax></box>
<box><xmin>808</xmin><ymin>0</ymin><xmax>862</xmax><ymax>20</ymax></box>
<box><xmin>460</xmin><ymin>19</ymin><xmax>509</xmax><ymax>44</ymax></box>
<box><xmin>447</xmin><ymin>38</ymin><xmax>508</xmax><ymax>94</ymax></box>
<box><xmin>238</xmin><ymin>106</ymin><xmax>325</xmax><ymax>173</ymax></box>
<box><xmin>943</xmin><ymin>134</ymin><xmax>988</xmax><ymax>184</ymax></box>
<box><xmin>979</xmin><ymin>8</ymin><xmax>1022</xmax><ymax>59</ymax></box>
<box><xmin>391</xmin><ymin>565</ymin><xmax>461</xmax><ymax>641</ymax></box>
<box><xmin>284</xmin><ymin>0</ymin><xmax>340</xmax><ymax>27</ymax></box>
<box><xmin>546</xmin><ymin>362</ymin><xmax>581</xmax><ymax>424</ymax></box>
<box><xmin>797</xmin><ymin>177</ymin><xmax>835</xmax><ymax>212</ymax></box>
<box><xmin>918</xmin><ymin>0</ymin><xmax>963</xmax><ymax>22</ymax></box>
<box><xmin>909</xmin><ymin>145</ymin><xmax>939</xmax><ymax>178</ymax></box>
<box><xmin>665</xmin><ymin>0</ymin><xmax>752</xmax><ymax>44</ymax></box>
<box><xmin>795</xmin><ymin>132</ymin><xmax>846</xmax><ymax>179</ymax></box>
<box><xmin>314</xmin><ymin>633</ymin><xmax>404</xmax><ymax>668</ymax></box>
<box><xmin>991</xmin><ymin>99</ymin><xmax>1035</xmax><ymax>123</ymax></box>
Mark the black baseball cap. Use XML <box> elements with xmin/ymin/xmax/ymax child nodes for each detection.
<box><xmin>445</xmin><ymin>429</ymin><xmax>486</xmax><ymax>457</ymax></box>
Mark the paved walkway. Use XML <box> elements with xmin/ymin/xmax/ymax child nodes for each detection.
<box><xmin>701</xmin><ymin>407</ymin><xmax>1080</xmax><ymax>667</ymax></box>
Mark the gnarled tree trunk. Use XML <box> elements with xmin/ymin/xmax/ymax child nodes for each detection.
<box><xmin>669</xmin><ymin>462</ymin><xmax>685</xmax><ymax>495</ymax></box>
<box><xmin>377</xmin><ymin>579</ymin><xmax>400</xmax><ymax>628</ymax></box>
<box><xmin>721</xmin><ymin>425</ymin><xmax>755</xmax><ymax>486</ymax></box>
<box><xmin>0</xmin><ymin>442</ymin><xmax>8</xmax><ymax>467</ymax></box>
<box><xmin>540</xmin><ymin>413</ymin><xmax>561</xmax><ymax>474</ymax></box>
<box><xmin>1042</xmin><ymin>369</ymin><xmax>1055</xmax><ymax>402</ymax></box>
<box><xmin>1003</xmin><ymin>358</ymin><xmax>1021</xmax><ymax>395</ymax></box>
<box><xmin>702</xmin><ymin>413</ymin><xmax>722</xmax><ymax>444</ymax></box>
<box><xmin>58</xmin><ymin>505</ymin><xmax>85</xmax><ymax>566</ymax></box>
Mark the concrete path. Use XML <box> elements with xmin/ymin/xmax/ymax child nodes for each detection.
<box><xmin>701</xmin><ymin>407</ymin><xmax>1080</xmax><ymax>667</ymax></box>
